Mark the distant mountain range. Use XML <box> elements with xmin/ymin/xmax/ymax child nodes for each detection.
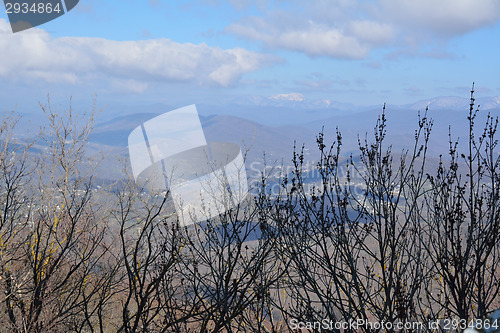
<box><xmin>404</xmin><ymin>96</ymin><xmax>500</xmax><ymax>111</ymax></box>
<box><xmin>14</xmin><ymin>95</ymin><xmax>500</xmax><ymax>181</ymax></box>
<box><xmin>88</xmin><ymin>95</ymin><xmax>500</xmax><ymax>151</ymax></box>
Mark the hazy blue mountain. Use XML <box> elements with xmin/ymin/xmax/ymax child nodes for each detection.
<box><xmin>11</xmin><ymin>94</ymin><xmax>500</xmax><ymax>182</ymax></box>
<box><xmin>88</xmin><ymin>112</ymin><xmax>315</xmax><ymax>164</ymax></box>
<box><xmin>89</xmin><ymin>112</ymin><xmax>160</xmax><ymax>147</ymax></box>
<box><xmin>405</xmin><ymin>96</ymin><xmax>500</xmax><ymax>111</ymax></box>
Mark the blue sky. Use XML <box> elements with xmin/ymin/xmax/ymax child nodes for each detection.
<box><xmin>1</xmin><ymin>0</ymin><xmax>500</xmax><ymax>111</ymax></box>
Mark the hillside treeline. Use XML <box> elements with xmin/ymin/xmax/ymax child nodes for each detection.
<box><xmin>0</xmin><ymin>89</ymin><xmax>498</xmax><ymax>332</ymax></box>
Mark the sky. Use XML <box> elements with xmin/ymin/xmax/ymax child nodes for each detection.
<box><xmin>1</xmin><ymin>0</ymin><xmax>500</xmax><ymax>112</ymax></box>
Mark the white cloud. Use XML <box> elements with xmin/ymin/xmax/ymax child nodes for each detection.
<box><xmin>346</xmin><ymin>20</ymin><xmax>394</xmax><ymax>44</ymax></box>
<box><xmin>226</xmin><ymin>5</ymin><xmax>396</xmax><ymax>60</ymax></box>
<box><xmin>278</xmin><ymin>25</ymin><xmax>370</xmax><ymax>58</ymax></box>
<box><xmin>225</xmin><ymin>0</ymin><xmax>500</xmax><ymax>59</ymax></box>
<box><xmin>379</xmin><ymin>0</ymin><xmax>500</xmax><ymax>36</ymax></box>
<box><xmin>0</xmin><ymin>19</ymin><xmax>276</xmax><ymax>88</ymax></box>
<box><xmin>227</xmin><ymin>18</ymin><xmax>379</xmax><ymax>59</ymax></box>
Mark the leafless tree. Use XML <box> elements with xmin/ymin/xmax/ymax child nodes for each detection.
<box><xmin>259</xmin><ymin>108</ymin><xmax>432</xmax><ymax>332</ymax></box>
<box><xmin>1</xmin><ymin>90</ymin><xmax>498</xmax><ymax>333</ymax></box>
<box><xmin>0</xmin><ymin>100</ymin><xmax>115</xmax><ymax>333</ymax></box>
<box><xmin>422</xmin><ymin>86</ymin><xmax>500</xmax><ymax>321</ymax></box>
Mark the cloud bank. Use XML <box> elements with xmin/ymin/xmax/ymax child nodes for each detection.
<box><xmin>226</xmin><ymin>0</ymin><xmax>500</xmax><ymax>59</ymax></box>
<box><xmin>0</xmin><ymin>19</ymin><xmax>277</xmax><ymax>89</ymax></box>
